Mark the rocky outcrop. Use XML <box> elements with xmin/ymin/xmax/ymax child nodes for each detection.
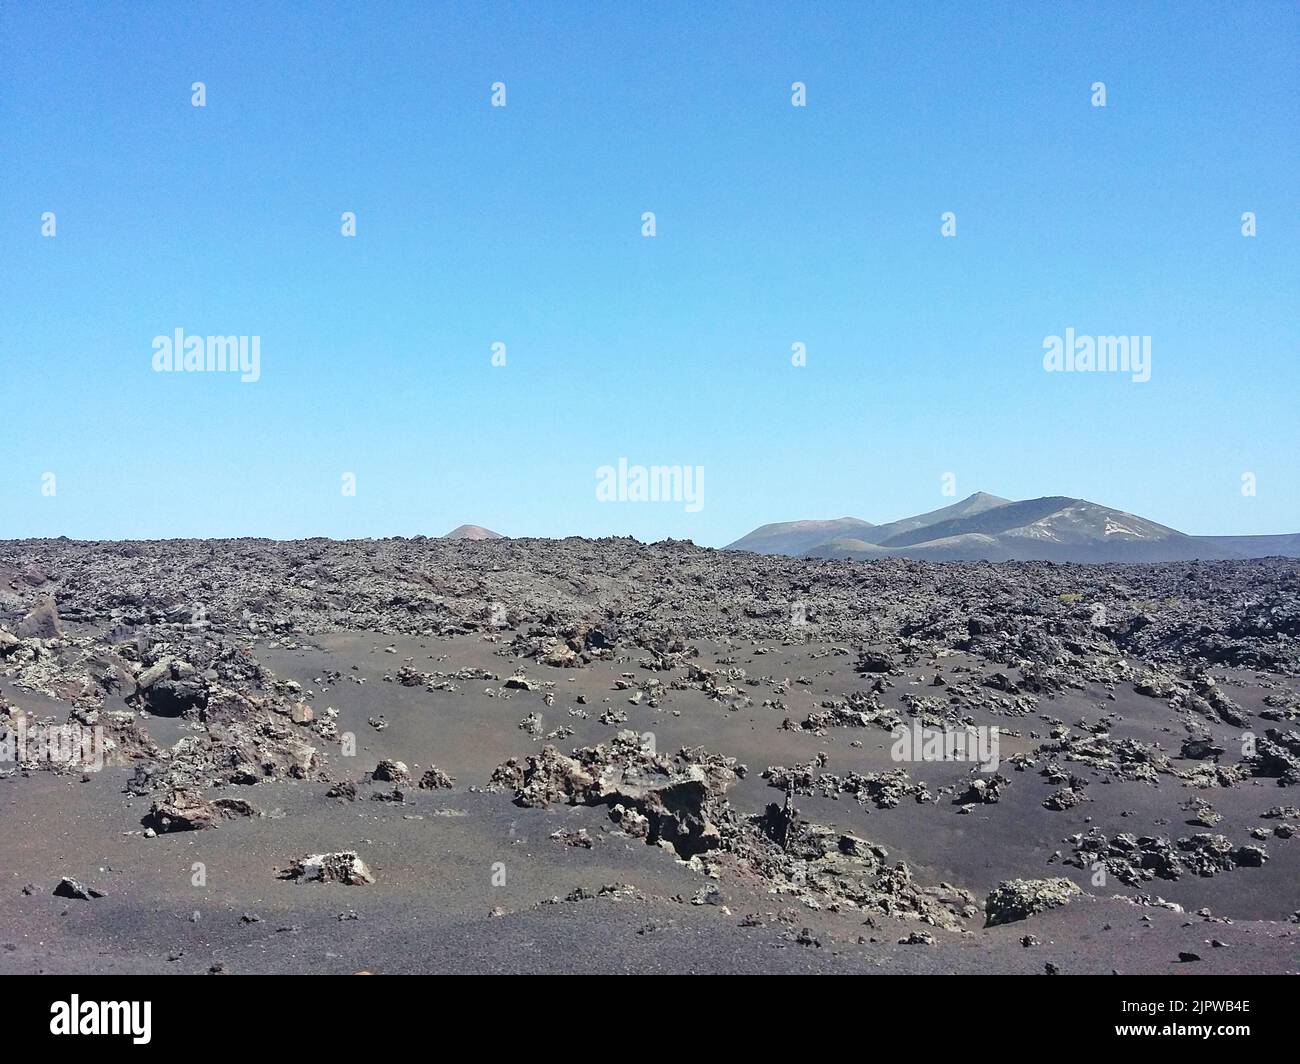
<box><xmin>494</xmin><ymin>731</ymin><xmax>741</xmax><ymax>858</ymax></box>
<box><xmin>143</xmin><ymin>789</ymin><xmax>259</xmax><ymax>833</ymax></box>
<box><xmin>985</xmin><ymin>878</ymin><xmax>1081</xmax><ymax>926</ymax></box>
<box><xmin>280</xmin><ymin>851</ymin><xmax>375</xmax><ymax>885</ymax></box>
<box><xmin>17</xmin><ymin>599</ymin><xmax>64</xmax><ymax>640</ymax></box>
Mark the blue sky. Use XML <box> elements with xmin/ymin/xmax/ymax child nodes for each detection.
<box><xmin>2</xmin><ymin>0</ymin><xmax>1297</xmax><ymax>545</ymax></box>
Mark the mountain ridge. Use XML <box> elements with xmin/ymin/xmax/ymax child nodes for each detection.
<box><xmin>726</xmin><ymin>493</ymin><xmax>1300</xmax><ymax>562</ymax></box>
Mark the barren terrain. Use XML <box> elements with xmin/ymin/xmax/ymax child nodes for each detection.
<box><xmin>2</xmin><ymin>538</ymin><xmax>1298</xmax><ymax>973</ymax></box>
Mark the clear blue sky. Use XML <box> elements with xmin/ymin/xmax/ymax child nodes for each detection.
<box><xmin>2</xmin><ymin>0</ymin><xmax>1297</xmax><ymax>545</ymax></box>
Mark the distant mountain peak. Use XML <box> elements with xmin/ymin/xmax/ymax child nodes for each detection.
<box><xmin>726</xmin><ymin>491</ymin><xmax>1300</xmax><ymax>563</ymax></box>
<box><xmin>443</xmin><ymin>524</ymin><xmax>504</xmax><ymax>540</ymax></box>
<box><xmin>724</xmin><ymin>516</ymin><xmax>874</xmax><ymax>556</ymax></box>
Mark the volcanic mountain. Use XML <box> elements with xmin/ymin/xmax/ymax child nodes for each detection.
<box><xmin>442</xmin><ymin>524</ymin><xmax>504</xmax><ymax>541</ymax></box>
<box><xmin>727</xmin><ymin>493</ymin><xmax>1300</xmax><ymax>563</ymax></box>
<box><xmin>723</xmin><ymin>517</ymin><xmax>876</xmax><ymax>557</ymax></box>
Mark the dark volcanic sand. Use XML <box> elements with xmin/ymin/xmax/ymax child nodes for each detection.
<box><xmin>1</xmin><ymin>538</ymin><xmax>1298</xmax><ymax>973</ymax></box>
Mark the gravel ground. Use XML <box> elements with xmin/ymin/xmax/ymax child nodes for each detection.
<box><xmin>2</xmin><ymin>538</ymin><xmax>1298</xmax><ymax>973</ymax></box>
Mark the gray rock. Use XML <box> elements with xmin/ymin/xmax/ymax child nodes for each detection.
<box><xmin>985</xmin><ymin>877</ymin><xmax>1081</xmax><ymax>926</ymax></box>
<box><xmin>372</xmin><ymin>759</ymin><xmax>409</xmax><ymax>783</ymax></box>
<box><xmin>281</xmin><ymin>851</ymin><xmax>375</xmax><ymax>885</ymax></box>
<box><xmin>17</xmin><ymin>599</ymin><xmax>64</xmax><ymax>640</ymax></box>
<box><xmin>53</xmin><ymin>877</ymin><xmax>105</xmax><ymax>900</ymax></box>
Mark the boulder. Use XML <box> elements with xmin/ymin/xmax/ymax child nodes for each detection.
<box><xmin>143</xmin><ymin>789</ymin><xmax>258</xmax><ymax>833</ymax></box>
<box><xmin>985</xmin><ymin>877</ymin><xmax>1081</xmax><ymax>926</ymax></box>
<box><xmin>418</xmin><ymin>765</ymin><xmax>455</xmax><ymax>789</ymax></box>
<box><xmin>372</xmin><ymin>759</ymin><xmax>409</xmax><ymax>783</ymax></box>
<box><xmin>281</xmin><ymin>851</ymin><xmax>375</xmax><ymax>885</ymax></box>
<box><xmin>17</xmin><ymin>599</ymin><xmax>64</xmax><ymax>640</ymax></box>
<box><xmin>495</xmin><ymin>731</ymin><xmax>740</xmax><ymax>859</ymax></box>
<box><xmin>53</xmin><ymin>877</ymin><xmax>105</xmax><ymax>900</ymax></box>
